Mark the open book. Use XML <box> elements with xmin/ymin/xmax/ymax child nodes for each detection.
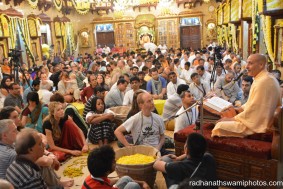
<box><xmin>204</xmin><ymin>96</ymin><xmax>232</xmax><ymax>112</ymax></box>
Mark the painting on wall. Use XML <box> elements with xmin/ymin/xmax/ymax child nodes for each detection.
<box><xmin>79</xmin><ymin>28</ymin><xmax>91</xmax><ymax>48</ymax></box>
<box><xmin>0</xmin><ymin>44</ymin><xmax>4</xmax><ymax>62</ymax></box>
<box><xmin>56</xmin><ymin>40</ymin><xmax>61</xmax><ymax>55</ymax></box>
<box><xmin>31</xmin><ymin>42</ymin><xmax>38</xmax><ymax>59</ymax></box>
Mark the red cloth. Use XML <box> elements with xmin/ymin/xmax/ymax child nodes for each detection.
<box><xmin>82</xmin><ymin>175</ymin><xmax>118</xmax><ymax>189</ymax></box>
<box><xmin>60</xmin><ymin>119</ymin><xmax>84</xmax><ymax>150</ymax></box>
<box><xmin>80</xmin><ymin>86</ymin><xmax>94</xmax><ymax>103</ymax></box>
<box><xmin>174</xmin><ymin>123</ymin><xmax>272</xmax><ymax>159</ymax></box>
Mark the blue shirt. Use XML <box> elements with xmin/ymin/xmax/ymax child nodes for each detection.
<box><xmin>23</xmin><ymin>87</ymin><xmax>33</xmax><ymax>105</ymax></box>
<box><xmin>146</xmin><ymin>76</ymin><xmax>167</xmax><ymax>94</ymax></box>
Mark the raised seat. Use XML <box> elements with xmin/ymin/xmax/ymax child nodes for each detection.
<box><xmin>174</xmin><ymin>106</ymin><xmax>282</xmax><ymax>188</ymax></box>
<box><xmin>174</xmin><ymin>123</ymin><xmax>272</xmax><ymax>159</ymax></box>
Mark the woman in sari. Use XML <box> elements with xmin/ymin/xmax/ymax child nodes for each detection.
<box><xmin>21</xmin><ymin>91</ymin><xmax>48</xmax><ymax>133</ymax></box>
<box><xmin>43</xmin><ymin>101</ymin><xmax>88</xmax><ymax>156</ymax></box>
<box><xmin>0</xmin><ymin>76</ymin><xmax>12</xmax><ymax>109</ymax></box>
<box><xmin>20</xmin><ymin>70</ymin><xmax>33</xmax><ymax>92</ymax></box>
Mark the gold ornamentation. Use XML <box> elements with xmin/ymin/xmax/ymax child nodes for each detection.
<box><xmin>27</xmin><ymin>0</ymin><xmax>39</xmax><ymax>9</ymax></box>
<box><xmin>54</xmin><ymin>0</ymin><xmax>63</xmax><ymax>11</ymax></box>
<box><xmin>0</xmin><ymin>14</ymin><xmax>10</xmax><ymax>37</ymax></box>
<box><xmin>229</xmin><ymin>24</ymin><xmax>238</xmax><ymax>53</ymax></box>
<box><xmin>261</xmin><ymin>15</ymin><xmax>275</xmax><ymax>64</ymax></box>
<box><xmin>55</xmin><ymin>22</ymin><xmax>62</xmax><ymax>37</ymax></box>
<box><xmin>113</xmin><ymin>11</ymin><xmax>124</xmax><ymax>19</ymax></box>
<box><xmin>257</xmin><ymin>0</ymin><xmax>263</xmax><ymax>13</ymax></box>
<box><xmin>71</xmin><ymin>0</ymin><xmax>90</xmax><ymax>15</ymax></box>
<box><xmin>242</xmin><ymin>0</ymin><xmax>252</xmax><ymax>18</ymax></box>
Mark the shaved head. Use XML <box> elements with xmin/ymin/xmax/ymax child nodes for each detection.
<box><xmin>253</xmin><ymin>54</ymin><xmax>267</xmax><ymax>65</ymax></box>
<box><xmin>246</xmin><ymin>54</ymin><xmax>267</xmax><ymax>77</ymax></box>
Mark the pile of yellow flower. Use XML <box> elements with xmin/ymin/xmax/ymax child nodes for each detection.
<box><xmin>63</xmin><ymin>156</ymin><xmax>88</xmax><ymax>178</ymax></box>
<box><xmin>117</xmin><ymin>154</ymin><xmax>155</xmax><ymax>165</ymax></box>
<box><xmin>63</xmin><ymin>167</ymin><xmax>84</xmax><ymax>178</ymax></box>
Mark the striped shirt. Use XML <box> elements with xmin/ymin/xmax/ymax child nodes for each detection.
<box><xmin>6</xmin><ymin>156</ymin><xmax>47</xmax><ymax>189</ymax></box>
<box><xmin>0</xmin><ymin>142</ymin><xmax>16</xmax><ymax>179</ymax></box>
<box><xmin>83</xmin><ymin>94</ymin><xmax>96</xmax><ymax>122</ymax></box>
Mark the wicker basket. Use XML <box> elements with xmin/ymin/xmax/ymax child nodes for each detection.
<box><xmin>109</xmin><ymin>106</ymin><xmax>131</xmax><ymax>121</ymax></box>
<box><xmin>115</xmin><ymin>145</ymin><xmax>161</xmax><ymax>188</ymax></box>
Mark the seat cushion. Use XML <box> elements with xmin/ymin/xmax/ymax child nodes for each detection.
<box><xmin>174</xmin><ymin>123</ymin><xmax>272</xmax><ymax>160</ymax></box>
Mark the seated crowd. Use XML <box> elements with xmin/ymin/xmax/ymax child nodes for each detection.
<box><xmin>0</xmin><ymin>46</ymin><xmax>281</xmax><ymax>188</ymax></box>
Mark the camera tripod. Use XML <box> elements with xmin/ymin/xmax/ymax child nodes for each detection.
<box><xmin>210</xmin><ymin>48</ymin><xmax>226</xmax><ymax>90</ymax></box>
<box><xmin>9</xmin><ymin>49</ymin><xmax>33</xmax><ymax>90</ymax></box>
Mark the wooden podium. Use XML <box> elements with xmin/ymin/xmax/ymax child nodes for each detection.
<box><xmin>203</xmin><ymin>105</ymin><xmax>237</xmax><ymax>124</ymax></box>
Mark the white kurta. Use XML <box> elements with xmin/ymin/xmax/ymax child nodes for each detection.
<box><xmin>166</xmin><ymin>78</ymin><xmax>186</xmax><ymax>98</ymax></box>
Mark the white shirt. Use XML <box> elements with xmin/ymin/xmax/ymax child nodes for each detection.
<box><xmin>123</xmin><ymin>89</ymin><xmax>146</xmax><ymax>106</ymax></box>
<box><xmin>166</xmin><ymin>78</ymin><xmax>186</xmax><ymax>98</ymax></box>
<box><xmin>38</xmin><ymin>89</ymin><xmax>53</xmax><ymax>105</ymax></box>
<box><xmin>144</xmin><ymin>43</ymin><xmax>157</xmax><ymax>53</ymax></box>
<box><xmin>102</xmin><ymin>47</ymin><xmax>111</xmax><ymax>55</ymax></box>
<box><xmin>158</xmin><ymin>44</ymin><xmax>168</xmax><ymax>54</ymax></box>
<box><xmin>180</xmin><ymin>68</ymin><xmax>195</xmax><ymax>84</ymax></box>
<box><xmin>188</xmin><ymin>55</ymin><xmax>196</xmax><ymax>65</ymax></box>
<box><xmin>174</xmin><ymin>106</ymin><xmax>199</xmax><ymax>133</ymax></box>
<box><xmin>110</xmin><ymin>82</ymin><xmax>131</xmax><ymax>92</ymax></box>
<box><xmin>199</xmin><ymin>71</ymin><xmax>211</xmax><ymax>84</ymax></box>
<box><xmin>86</xmin><ymin>109</ymin><xmax>115</xmax><ymax>124</ymax></box>
<box><xmin>180</xmin><ymin>58</ymin><xmax>189</xmax><ymax>69</ymax></box>
<box><xmin>123</xmin><ymin>112</ymin><xmax>165</xmax><ymax>147</ymax></box>
<box><xmin>189</xmin><ymin>81</ymin><xmax>211</xmax><ymax>100</ymax></box>
<box><xmin>222</xmin><ymin>54</ymin><xmax>231</xmax><ymax>63</ymax></box>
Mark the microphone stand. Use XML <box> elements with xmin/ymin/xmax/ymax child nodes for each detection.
<box><xmin>200</xmin><ymin>97</ymin><xmax>204</xmax><ymax>135</ymax></box>
<box><xmin>167</xmin><ymin>98</ymin><xmax>204</xmax><ymax>135</ymax></box>
<box><xmin>167</xmin><ymin>101</ymin><xmax>199</xmax><ymax>121</ymax></box>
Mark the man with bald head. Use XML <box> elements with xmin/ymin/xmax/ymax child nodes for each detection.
<box><xmin>212</xmin><ymin>54</ymin><xmax>281</xmax><ymax>137</ymax></box>
<box><xmin>214</xmin><ymin>72</ymin><xmax>240</xmax><ymax>103</ymax></box>
<box><xmin>6</xmin><ymin>128</ymin><xmax>47</xmax><ymax>188</ymax></box>
<box><xmin>115</xmin><ymin>92</ymin><xmax>167</xmax><ymax>154</ymax></box>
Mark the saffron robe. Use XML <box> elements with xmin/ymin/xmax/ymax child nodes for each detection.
<box><xmin>212</xmin><ymin>70</ymin><xmax>281</xmax><ymax>137</ymax></box>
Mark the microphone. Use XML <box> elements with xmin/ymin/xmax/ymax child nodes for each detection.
<box><xmin>234</xmin><ymin>69</ymin><xmax>247</xmax><ymax>81</ymax></box>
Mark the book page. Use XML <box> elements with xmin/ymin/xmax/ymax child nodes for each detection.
<box><xmin>205</xmin><ymin>97</ymin><xmax>232</xmax><ymax>112</ymax></box>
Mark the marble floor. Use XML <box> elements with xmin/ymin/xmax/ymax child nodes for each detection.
<box><xmin>55</xmin><ymin>130</ymin><xmax>174</xmax><ymax>189</ymax></box>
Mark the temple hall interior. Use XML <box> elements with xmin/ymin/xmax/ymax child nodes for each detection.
<box><xmin>0</xmin><ymin>0</ymin><xmax>283</xmax><ymax>188</ymax></box>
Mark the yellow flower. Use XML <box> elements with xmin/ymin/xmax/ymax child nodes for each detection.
<box><xmin>117</xmin><ymin>154</ymin><xmax>155</xmax><ymax>165</ymax></box>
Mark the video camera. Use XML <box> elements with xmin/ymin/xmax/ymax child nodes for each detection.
<box><xmin>214</xmin><ymin>46</ymin><xmax>223</xmax><ymax>61</ymax></box>
<box><xmin>8</xmin><ymin>48</ymin><xmax>22</xmax><ymax>65</ymax></box>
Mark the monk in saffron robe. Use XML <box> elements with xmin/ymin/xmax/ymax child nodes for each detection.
<box><xmin>212</xmin><ymin>54</ymin><xmax>281</xmax><ymax>138</ymax></box>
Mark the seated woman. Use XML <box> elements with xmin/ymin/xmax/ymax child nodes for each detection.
<box><xmin>126</xmin><ymin>89</ymin><xmax>146</xmax><ymax>119</ymax></box>
<box><xmin>21</xmin><ymin>91</ymin><xmax>49</xmax><ymax>133</ymax></box>
<box><xmin>0</xmin><ymin>76</ymin><xmax>12</xmax><ymax>109</ymax></box>
<box><xmin>86</xmin><ymin>97</ymin><xmax>115</xmax><ymax>146</ymax></box>
<box><xmin>50</xmin><ymin>92</ymin><xmax>88</xmax><ymax>137</ymax></box>
<box><xmin>43</xmin><ymin>101</ymin><xmax>88</xmax><ymax>156</ymax></box>
<box><xmin>20</xmin><ymin>70</ymin><xmax>33</xmax><ymax>92</ymax></box>
<box><xmin>97</xmin><ymin>74</ymin><xmax>110</xmax><ymax>91</ymax></box>
<box><xmin>58</xmin><ymin>71</ymin><xmax>77</xmax><ymax>103</ymax></box>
